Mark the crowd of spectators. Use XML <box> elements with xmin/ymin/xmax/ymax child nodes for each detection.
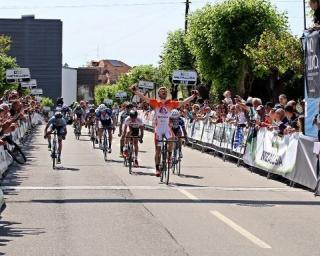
<box><xmin>0</xmin><ymin>89</ymin><xmax>41</xmax><ymax>145</ymax></box>
<box><xmin>177</xmin><ymin>90</ymin><xmax>304</xmax><ymax>136</ymax></box>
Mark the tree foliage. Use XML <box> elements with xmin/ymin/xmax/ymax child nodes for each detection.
<box><xmin>244</xmin><ymin>30</ymin><xmax>303</xmax><ymax>79</ymax></box>
<box><xmin>0</xmin><ymin>35</ymin><xmax>18</xmax><ymax>95</ymax></box>
<box><xmin>160</xmin><ymin>29</ymin><xmax>194</xmax><ymax>77</ymax></box>
<box><xmin>94</xmin><ymin>65</ymin><xmax>165</xmax><ymax>104</ymax></box>
<box><xmin>244</xmin><ymin>30</ymin><xmax>303</xmax><ymax>100</ymax></box>
<box><xmin>41</xmin><ymin>97</ymin><xmax>54</xmax><ymax>108</ymax></box>
<box><xmin>186</xmin><ymin>0</ymin><xmax>288</xmax><ymax>95</ymax></box>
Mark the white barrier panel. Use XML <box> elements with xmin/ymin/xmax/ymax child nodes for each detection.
<box><xmin>243</xmin><ymin>128</ymin><xmax>299</xmax><ymax>176</ymax></box>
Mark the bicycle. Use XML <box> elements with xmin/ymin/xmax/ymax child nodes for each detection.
<box><xmin>157</xmin><ymin>137</ymin><xmax>176</xmax><ymax>185</ymax></box>
<box><xmin>102</xmin><ymin>127</ymin><xmax>109</xmax><ymax>162</ymax></box>
<box><xmin>74</xmin><ymin>120</ymin><xmax>81</xmax><ymax>140</ymax></box>
<box><xmin>123</xmin><ymin>136</ymin><xmax>140</xmax><ymax>174</ymax></box>
<box><xmin>2</xmin><ymin>135</ymin><xmax>27</xmax><ymax>165</ymax></box>
<box><xmin>88</xmin><ymin>122</ymin><xmax>96</xmax><ymax>149</ymax></box>
<box><xmin>50</xmin><ymin>131</ymin><xmax>58</xmax><ymax>169</ymax></box>
<box><xmin>172</xmin><ymin>137</ymin><xmax>184</xmax><ymax>176</ymax></box>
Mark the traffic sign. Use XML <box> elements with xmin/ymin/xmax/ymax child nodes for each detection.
<box><xmin>138</xmin><ymin>81</ymin><xmax>154</xmax><ymax>90</ymax></box>
<box><xmin>115</xmin><ymin>91</ymin><xmax>127</xmax><ymax>99</ymax></box>
<box><xmin>21</xmin><ymin>79</ymin><xmax>37</xmax><ymax>88</ymax></box>
<box><xmin>172</xmin><ymin>70</ymin><xmax>197</xmax><ymax>85</ymax></box>
<box><xmin>31</xmin><ymin>88</ymin><xmax>43</xmax><ymax>95</ymax></box>
<box><xmin>6</xmin><ymin>68</ymin><xmax>31</xmax><ymax>80</ymax></box>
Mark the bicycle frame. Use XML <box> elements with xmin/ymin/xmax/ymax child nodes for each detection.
<box><xmin>51</xmin><ymin>131</ymin><xmax>58</xmax><ymax>169</ymax></box>
<box><xmin>124</xmin><ymin>136</ymin><xmax>140</xmax><ymax>174</ymax></box>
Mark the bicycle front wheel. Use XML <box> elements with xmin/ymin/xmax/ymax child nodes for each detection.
<box><xmin>103</xmin><ymin>132</ymin><xmax>108</xmax><ymax>161</ymax></box>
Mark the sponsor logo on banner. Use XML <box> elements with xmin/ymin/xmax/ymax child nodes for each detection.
<box><xmin>254</xmin><ymin>128</ymin><xmax>299</xmax><ymax>174</ymax></box>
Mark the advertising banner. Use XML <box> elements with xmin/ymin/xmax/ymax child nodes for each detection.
<box><xmin>220</xmin><ymin>124</ymin><xmax>235</xmax><ymax>149</ymax></box>
<box><xmin>232</xmin><ymin>127</ymin><xmax>249</xmax><ymax>154</ymax></box>
<box><xmin>253</xmin><ymin>129</ymin><xmax>299</xmax><ymax>175</ymax></box>
<box><xmin>202</xmin><ymin>122</ymin><xmax>216</xmax><ymax>144</ymax></box>
<box><xmin>304</xmin><ymin>31</ymin><xmax>320</xmax><ymax>138</ymax></box>
<box><xmin>191</xmin><ymin>120</ymin><xmax>204</xmax><ymax>141</ymax></box>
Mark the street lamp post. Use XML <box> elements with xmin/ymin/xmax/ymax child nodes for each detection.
<box><xmin>303</xmin><ymin>0</ymin><xmax>307</xmax><ymax>30</ymax></box>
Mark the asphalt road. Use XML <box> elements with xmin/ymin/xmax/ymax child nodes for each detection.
<box><xmin>1</xmin><ymin>125</ymin><xmax>320</xmax><ymax>256</ymax></box>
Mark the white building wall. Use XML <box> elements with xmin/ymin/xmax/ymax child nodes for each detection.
<box><xmin>62</xmin><ymin>67</ymin><xmax>77</xmax><ymax>105</ymax></box>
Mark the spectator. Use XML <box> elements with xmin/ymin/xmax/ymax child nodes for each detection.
<box><xmin>278</xmin><ymin>94</ymin><xmax>288</xmax><ymax>108</ymax></box>
<box><xmin>309</xmin><ymin>0</ymin><xmax>320</xmax><ymax>26</ymax></box>
<box><xmin>274</xmin><ymin>108</ymin><xmax>288</xmax><ymax>135</ymax></box>
<box><xmin>265</xmin><ymin>102</ymin><xmax>274</xmax><ymax>114</ymax></box>
<box><xmin>223</xmin><ymin>90</ymin><xmax>233</xmax><ymax>105</ymax></box>
<box><xmin>284</xmin><ymin>105</ymin><xmax>299</xmax><ymax>132</ymax></box>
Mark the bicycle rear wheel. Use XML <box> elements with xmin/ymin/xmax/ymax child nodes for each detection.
<box><xmin>52</xmin><ymin>142</ymin><xmax>56</xmax><ymax>169</ymax></box>
<box><xmin>128</xmin><ymin>145</ymin><xmax>133</xmax><ymax>174</ymax></box>
<box><xmin>103</xmin><ymin>132</ymin><xmax>108</xmax><ymax>161</ymax></box>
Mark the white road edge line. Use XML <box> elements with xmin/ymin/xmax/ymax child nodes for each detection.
<box><xmin>210</xmin><ymin>210</ymin><xmax>271</xmax><ymax>249</ymax></box>
<box><xmin>179</xmin><ymin>189</ymin><xmax>200</xmax><ymax>201</ymax></box>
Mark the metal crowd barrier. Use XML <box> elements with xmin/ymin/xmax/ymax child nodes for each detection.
<box><xmin>136</xmin><ymin>110</ymin><xmax>318</xmax><ymax>192</ymax></box>
<box><xmin>0</xmin><ymin>112</ymin><xmax>42</xmax><ymax>177</ymax></box>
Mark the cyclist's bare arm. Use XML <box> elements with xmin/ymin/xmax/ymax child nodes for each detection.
<box><xmin>140</xmin><ymin>126</ymin><xmax>144</xmax><ymax>138</ymax></box>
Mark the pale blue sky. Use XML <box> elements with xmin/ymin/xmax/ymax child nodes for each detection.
<box><xmin>0</xmin><ymin>0</ymin><xmax>309</xmax><ymax>68</ymax></box>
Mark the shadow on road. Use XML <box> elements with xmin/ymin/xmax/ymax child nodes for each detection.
<box><xmin>0</xmin><ymin>220</ymin><xmax>45</xmax><ymax>248</ymax></box>
<box><xmin>54</xmin><ymin>166</ymin><xmax>80</xmax><ymax>171</ymax></box>
<box><xmin>177</xmin><ymin>174</ymin><xmax>203</xmax><ymax>179</ymax></box>
<box><xmin>20</xmin><ymin>198</ymin><xmax>320</xmax><ymax>206</ymax></box>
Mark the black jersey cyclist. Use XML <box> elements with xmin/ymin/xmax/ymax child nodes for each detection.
<box><xmin>122</xmin><ymin>110</ymin><xmax>144</xmax><ymax>167</ymax></box>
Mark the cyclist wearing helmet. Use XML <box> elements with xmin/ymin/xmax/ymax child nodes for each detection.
<box><xmin>44</xmin><ymin>111</ymin><xmax>67</xmax><ymax>164</ymax></box>
<box><xmin>96</xmin><ymin>104</ymin><xmax>113</xmax><ymax>152</ymax></box>
<box><xmin>131</xmin><ymin>84</ymin><xmax>198</xmax><ymax>177</ymax></box>
<box><xmin>170</xmin><ymin>109</ymin><xmax>187</xmax><ymax>157</ymax></box>
<box><xmin>122</xmin><ymin>110</ymin><xmax>144</xmax><ymax>167</ymax></box>
<box><xmin>73</xmin><ymin>103</ymin><xmax>85</xmax><ymax>134</ymax></box>
<box><xmin>85</xmin><ymin>106</ymin><xmax>96</xmax><ymax>134</ymax></box>
<box><xmin>118</xmin><ymin>103</ymin><xmax>133</xmax><ymax>157</ymax></box>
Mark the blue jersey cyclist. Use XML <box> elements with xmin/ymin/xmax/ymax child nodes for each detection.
<box><xmin>96</xmin><ymin>104</ymin><xmax>114</xmax><ymax>152</ymax></box>
<box><xmin>44</xmin><ymin>111</ymin><xmax>67</xmax><ymax>164</ymax></box>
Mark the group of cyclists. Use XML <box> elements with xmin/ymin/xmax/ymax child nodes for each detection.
<box><xmin>43</xmin><ymin>85</ymin><xmax>199</xmax><ymax>179</ymax></box>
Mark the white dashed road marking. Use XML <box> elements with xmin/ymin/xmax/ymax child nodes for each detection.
<box><xmin>210</xmin><ymin>210</ymin><xmax>272</xmax><ymax>249</ymax></box>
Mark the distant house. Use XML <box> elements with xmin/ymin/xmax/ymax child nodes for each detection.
<box><xmin>88</xmin><ymin>59</ymin><xmax>131</xmax><ymax>84</ymax></box>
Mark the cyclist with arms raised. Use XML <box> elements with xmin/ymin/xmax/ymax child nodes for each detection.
<box><xmin>122</xmin><ymin>110</ymin><xmax>144</xmax><ymax>167</ymax></box>
<box><xmin>131</xmin><ymin>85</ymin><xmax>198</xmax><ymax>177</ymax></box>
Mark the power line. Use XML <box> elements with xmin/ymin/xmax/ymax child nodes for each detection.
<box><xmin>0</xmin><ymin>2</ymin><xmax>185</xmax><ymax>10</ymax></box>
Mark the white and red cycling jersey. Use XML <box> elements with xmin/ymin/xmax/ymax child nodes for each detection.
<box><xmin>149</xmin><ymin>99</ymin><xmax>180</xmax><ymax>142</ymax></box>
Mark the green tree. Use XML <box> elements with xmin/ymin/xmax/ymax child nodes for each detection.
<box><xmin>94</xmin><ymin>84</ymin><xmax>120</xmax><ymax>105</ymax></box>
<box><xmin>0</xmin><ymin>35</ymin><xmax>18</xmax><ymax>95</ymax></box>
<box><xmin>41</xmin><ymin>97</ymin><xmax>54</xmax><ymax>108</ymax></box>
<box><xmin>160</xmin><ymin>29</ymin><xmax>194</xmax><ymax>77</ymax></box>
<box><xmin>244</xmin><ymin>30</ymin><xmax>303</xmax><ymax>100</ymax></box>
<box><xmin>186</xmin><ymin>0</ymin><xmax>287</xmax><ymax>97</ymax></box>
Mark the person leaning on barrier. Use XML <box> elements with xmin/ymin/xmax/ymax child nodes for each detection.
<box><xmin>284</xmin><ymin>105</ymin><xmax>299</xmax><ymax>134</ymax></box>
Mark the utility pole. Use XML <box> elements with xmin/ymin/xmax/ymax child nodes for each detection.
<box><xmin>185</xmin><ymin>0</ymin><xmax>190</xmax><ymax>33</ymax></box>
<box><xmin>303</xmin><ymin>0</ymin><xmax>307</xmax><ymax>30</ymax></box>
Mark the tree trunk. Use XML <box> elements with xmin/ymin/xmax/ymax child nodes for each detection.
<box><xmin>237</xmin><ymin>61</ymin><xmax>248</xmax><ymax>97</ymax></box>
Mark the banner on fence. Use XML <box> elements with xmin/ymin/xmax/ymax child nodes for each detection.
<box><xmin>244</xmin><ymin>128</ymin><xmax>299</xmax><ymax>175</ymax></box>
